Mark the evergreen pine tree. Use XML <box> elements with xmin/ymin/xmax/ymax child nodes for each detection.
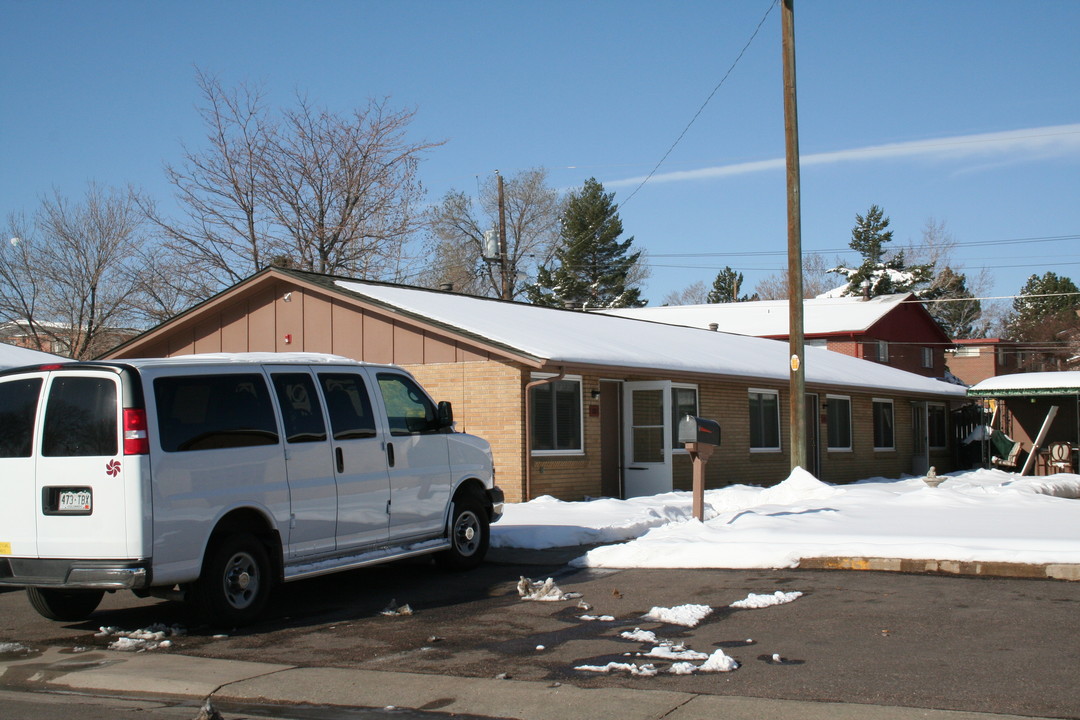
<box><xmin>1006</xmin><ymin>272</ymin><xmax>1080</xmax><ymax>341</ymax></box>
<box><xmin>924</xmin><ymin>266</ymin><xmax>983</xmax><ymax>338</ymax></box>
<box><xmin>833</xmin><ymin>204</ymin><xmax>932</xmax><ymax>297</ymax></box>
<box><xmin>525</xmin><ymin>178</ymin><xmax>644</xmax><ymax>308</ymax></box>
<box><xmin>707</xmin><ymin>266</ymin><xmax>757</xmax><ymax>303</ymax></box>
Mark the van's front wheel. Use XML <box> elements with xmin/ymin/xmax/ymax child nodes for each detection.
<box><xmin>26</xmin><ymin>587</ymin><xmax>104</xmax><ymax>621</ymax></box>
<box><xmin>192</xmin><ymin>533</ymin><xmax>272</xmax><ymax>626</ymax></box>
<box><xmin>437</xmin><ymin>495</ymin><xmax>489</xmax><ymax>570</ymax></box>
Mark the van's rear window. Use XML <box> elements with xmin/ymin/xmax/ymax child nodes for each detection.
<box><xmin>0</xmin><ymin>378</ymin><xmax>43</xmax><ymax>458</ymax></box>
<box><xmin>42</xmin><ymin>376</ymin><xmax>118</xmax><ymax>457</ymax></box>
<box><xmin>155</xmin><ymin>374</ymin><xmax>279</xmax><ymax>452</ymax></box>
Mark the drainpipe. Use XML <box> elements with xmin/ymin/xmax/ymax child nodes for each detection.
<box><xmin>524</xmin><ymin>366</ymin><xmax>566</xmax><ymax>501</ymax></box>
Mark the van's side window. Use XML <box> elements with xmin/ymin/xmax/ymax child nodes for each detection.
<box><xmin>155</xmin><ymin>374</ymin><xmax>278</xmax><ymax>452</ymax></box>
<box><xmin>272</xmin><ymin>373</ymin><xmax>327</xmax><ymax>443</ymax></box>
<box><xmin>42</xmin><ymin>376</ymin><xmax>118</xmax><ymax>457</ymax></box>
<box><xmin>0</xmin><ymin>378</ymin><xmax>43</xmax><ymax>458</ymax></box>
<box><xmin>377</xmin><ymin>373</ymin><xmax>439</xmax><ymax>436</ymax></box>
<box><xmin>318</xmin><ymin>373</ymin><xmax>377</xmax><ymax>440</ymax></box>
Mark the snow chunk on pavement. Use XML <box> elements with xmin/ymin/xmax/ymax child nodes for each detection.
<box><xmin>643</xmin><ymin>644</ymin><xmax>709</xmax><ymax>661</ymax></box>
<box><xmin>730</xmin><ymin>590</ymin><xmax>804</xmax><ymax>609</ymax></box>
<box><xmin>97</xmin><ymin>624</ymin><xmax>184</xmax><ymax>652</ymax></box>
<box><xmin>0</xmin><ymin>642</ymin><xmax>30</xmax><ymax>654</ymax></box>
<box><xmin>575</xmin><ymin>661</ymin><xmax>658</xmax><ymax>677</ymax></box>
<box><xmin>620</xmin><ymin>628</ymin><xmax>658</xmax><ymax>643</ymax></box>
<box><xmin>700</xmin><ymin>648</ymin><xmax>740</xmax><ymax>672</ymax></box>
<box><xmin>643</xmin><ymin>603</ymin><xmax>713</xmax><ymax>627</ymax></box>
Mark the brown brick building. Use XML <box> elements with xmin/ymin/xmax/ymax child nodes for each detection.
<box><xmin>106</xmin><ymin>268</ymin><xmax>966</xmax><ymax>503</ymax></box>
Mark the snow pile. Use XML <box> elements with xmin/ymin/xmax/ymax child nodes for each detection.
<box><xmin>575</xmin><ymin>661</ymin><xmax>658</xmax><ymax>677</ymax></box>
<box><xmin>0</xmin><ymin>642</ymin><xmax>30</xmax><ymax>654</ymax></box>
<box><xmin>620</xmin><ymin>628</ymin><xmax>658</xmax><ymax>643</ymax></box>
<box><xmin>699</xmin><ymin>649</ymin><xmax>740</xmax><ymax>672</ymax></box>
<box><xmin>579</xmin><ymin>614</ymin><xmax>615</xmax><ymax>622</ymax></box>
<box><xmin>730</xmin><ymin>591</ymin><xmax>804</xmax><ymax>609</ymax></box>
<box><xmin>642</xmin><ymin>603</ymin><xmax>713</xmax><ymax>627</ymax></box>
<box><xmin>517</xmin><ymin>576</ymin><xmax>581</xmax><ymax>602</ymax></box>
<box><xmin>492</xmin><ymin>467</ymin><xmax>1080</xmax><ymax>570</ymax></box>
<box><xmin>642</xmin><ymin>644</ymin><xmax>708</xmax><ymax>661</ymax></box>
<box><xmin>97</xmin><ymin>624</ymin><xmax>184</xmax><ymax>652</ymax></box>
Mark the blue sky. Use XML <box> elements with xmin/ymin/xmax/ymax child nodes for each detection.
<box><xmin>2</xmin><ymin>0</ymin><xmax>1078</xmax><ymax>307</ymax></box>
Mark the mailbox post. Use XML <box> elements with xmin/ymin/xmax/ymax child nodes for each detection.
<box><xmin>678</xmin><ymin>415</ymin><xmax>721</xmax><ymax>521</ymax></box>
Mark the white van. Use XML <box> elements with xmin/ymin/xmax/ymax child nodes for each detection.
<box><xmin>0</xmin><ymin>353</ymin><xmax>502</xmax><ymax>625</ymax></box>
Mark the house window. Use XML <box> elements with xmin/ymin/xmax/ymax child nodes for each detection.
<box><xmin>928</xmin><ymin>403</ymin><xmax>947</xmax><ymax>449</ymax></box>
<box><xmin>955</xmin><ymin>345</ymin><xmax>979</xmax><ymax>357</ymax></box>
<box><xmin>530</xmin><ymin>376</ymin><xmax>583</xmax><ymax>454</ymax></box>
<box><xmin>826</xmin><ymin>395</ymin><xmax>852</xmax><ymax>451</ymax></box>
<box><xmin>872</xmin><ymin>399</ymin><xmax>894</xmax><ymax>450</ymax></box>
<box><xmin>921</xmin><ymin>347</ymin><xmax>934</xmax><ymax>369</ymax></box>
<box><xmin>671</xmin><ymin>385</ymin><xmax>699</xmax><ymax>449</ymax></box>
<box><xmin>877</xmin><ymin>340</ymin><xmax>890</xmax><ymax>363</ymax></box>
<box><xmin>748</xmin><ymin>389</ymin><xmax>780</xmax><ymax>452</ymax></box>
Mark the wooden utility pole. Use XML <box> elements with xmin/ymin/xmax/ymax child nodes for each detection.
<box><xmin>497</xmin><ymin>172</ymin><xmax>510</xmax><ymax>300</ymax></box>
<box><xmin>782</xmin><ymin>0</ymin><xmax>807</xmax><ymax>471</ymax></box>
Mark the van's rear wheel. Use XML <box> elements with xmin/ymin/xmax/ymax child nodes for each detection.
<box><xmin>437</xmin><ymin>495</ymin><xmax>489</xmax><ymax>570</ymax></box>
<box><xmin>192</xmin><ymin>532</ymin><xmax>272</xmax><ymax>626</ymax></box>
<box><xmin>26</xmin><ymin>587</ymin><xmax>104</xmax><ymax>621</ymax></box>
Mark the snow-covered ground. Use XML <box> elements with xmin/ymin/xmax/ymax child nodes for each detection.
<box><xmin>490</xmin><ymin>468</ymin><xmax>1080</xmax><ymax>569</ymax></box>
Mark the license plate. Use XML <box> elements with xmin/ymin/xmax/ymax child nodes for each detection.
<box><xmin>58</xmin><ymin>490</ymin><xmax>92</xmax><ymax>512</ymax></box>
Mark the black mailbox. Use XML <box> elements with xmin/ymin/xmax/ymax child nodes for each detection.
<box><xmin>678</xmin><ymin>415</ymin><xmax>721</xmax><ymax>446</ymax></box>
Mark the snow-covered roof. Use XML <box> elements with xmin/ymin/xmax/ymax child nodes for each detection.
<box><xmin>968</xmin><ymin>371</ymin><xmax>1080</xmax><ymax>397</ymax></box>
<box><xmin>593</xmin><ymin>293</ymin><xmax>914</xmax><ymax>337</ymax></box>
<box><xmin>334</xmin><ymin>280</ymin><xmax>964</xmax><ymax>398</ymax></box>
<box><xmin>0</xmin><ymin>342</ymin><xmax>69</xmax><ymax>369</ymax></box>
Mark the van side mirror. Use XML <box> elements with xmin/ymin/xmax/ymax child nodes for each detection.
<box><xmin>437</xmin><ymin>401</ymin><xmax>454</xmax><ymax>430</ymax></box>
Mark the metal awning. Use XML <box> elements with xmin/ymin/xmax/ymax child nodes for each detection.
<box><xmin>967</xmin><ymin>371</ymin><xmax>1080</xmax><ymax>398</ymax></box>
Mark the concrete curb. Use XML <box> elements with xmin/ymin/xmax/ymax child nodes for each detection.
<box><xmin>0</xmin><ymin>646</ymin><xmax>1063</xmax><ymax>720</ymax></box>
<box><xmin>797</xmin><ymin>556</ymin><xmax>1080</xmax><ymax>581</ymax></box>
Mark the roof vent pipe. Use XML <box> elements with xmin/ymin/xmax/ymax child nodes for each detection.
<box><xmin>708</xmin><ymin>323</ymin><xmax>719</xmax><ymax>332</ymax></box>
<box><xmin>439</xmin><ymin>283</ymin><xmax>453</xmax><ymax>292</ymax></box>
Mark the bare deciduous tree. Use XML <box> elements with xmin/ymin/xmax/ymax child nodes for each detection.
<box><xmin>662</xmin><ymin>280</ymin><xmax>709</xmax><ymax>306</ymax></box>
<box><xmin>754</xmin><ymin>253</ymin><xmax>838</xmax><ymax>300</ymax></box>
<box><xmin>1</xmin><ymin>185</ymin><xmax>151</xmax><ymax>359</ymax></box>
<box><xmin>149</xmin><ymin>71</ymin><xmax>440</xmax><ymax>292</ymax></box>
<box><xmin>423</xmin><ymin>168</ymin><xmax>563</xmax><ymax>299</ymax></box>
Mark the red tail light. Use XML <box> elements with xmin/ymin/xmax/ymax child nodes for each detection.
<box><xmin>123</xmin><ymin>408</ymin><xmax>149</xmax><ymax>455</ymax></box>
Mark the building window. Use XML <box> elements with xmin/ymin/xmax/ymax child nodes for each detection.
<box><xmin>748</xmin><ymin>389</ymin><xmax>781</xmax><ymax>452</ymax></box>
<box><xmin>921</xmin><ymin>347</ymin><xmax>934</xmax><ymax>369</ymax></box>
<box><xmin>530</xmin><ymin>376</ymin><xmax>583</xmax><ymax>454</ymax></box>
<box><xmin>806</xmin><ymin>338</ymin><xmax>828</xmax><ymax>348</ymax></box>
<box><xmin>955</xmin><ymin>345</ymin><xmax>979</xmax><ymax>357</ymax></box>
<box><xmin>671</xmin><ymin>385</ymin><xmax>699</xmax><ymax>449</ymax></box>
<box><xmin>928</xmin><ymin>403</ymin><xmax>947</xmax><ymax>449</ymax></box>
<box><xmin>826</xmin><ymin>395</ymin><xmax>852</xmax><ymax>451</ymax></box>
<box><xmin>877</xmin><ymin>340</ymin><xmax>890</xmax><ymax>363</ymax></box>
<box><xmin>872</xmin><ymin>399</ymin><xmax>894</xmax><ymax>450</ymax></box>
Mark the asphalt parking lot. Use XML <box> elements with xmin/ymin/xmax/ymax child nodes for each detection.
<box><xmin>2</xmin><ymin>554</ymin><xmax>1079</xmax><ymax>719</ymax></box>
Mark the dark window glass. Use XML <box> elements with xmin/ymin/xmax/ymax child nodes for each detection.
<box><xmin>530</xmin><ymin>380</ymin><xmax>581</xmax><ymax>452</ymax></box>
<box><xmin>43</xmin><ymin>376</ymin><xmax>118</xmax><ymax>457</ymax></box>
<box><xmin>928</xmin><ymin>404</ymin><xmax>948</xmax><ymax>448</ymax></box>
<box><xmin>319</xmin><ymin>373</ymin><xmax>377</xmax><ymax>440</ymax></box>
<box><xmin>377</xmin><ymin>373</ymin><xmax>439</xmax><ymax>436</ymax></box>
<box><xmin>873</xmin><ymin>400</ymin><xmax>895</xmax><ymax>449</ymax></box>
<box><xmin>0</xmin><ymin>378</ymin><xmax>43</xmax><ymax>458</ymax></box>
<box><xmin>671</xmin><ymin>387</ymin><xmax>699</xmax><ymax>448</ymax></box>
<box><xmin>749</xmin><ymin>391</ymin><xmax>780</xmax><ymax>449</ymax></box>
<box><xmin>272</xmin><ymin>373</ymin><xmax>327</xmax><ymax>443</ymax></box>
<box><xmin>155</xmin><ymin>374</ymin><xmax>278</xmax><ymax>452</ymax></box>
<box><xmin>826</xmin><ymin>397</ymin><xmax>852</xmax><ymax>449</ymax></box>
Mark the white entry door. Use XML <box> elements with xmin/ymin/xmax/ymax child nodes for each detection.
<box><xmin>623</xmin><ymin>381</ymin><xmax>672</xmax><ymax>498</ymax></box>
<box><xmin>912</xmin><ymin>401</ymin><xmax>930</xmax><ymax>475</ymax></box>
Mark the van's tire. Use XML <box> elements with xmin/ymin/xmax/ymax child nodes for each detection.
<box><xmin>26</xmin><ymin>587</ymin><xmax>104</xmax><ymax>621</ymax></box>
<box><xmin>437</xmin><ymin>495</ymin><xmax>489</xmax><ymax>571</ymax></box>
<box><xmin>191</xmin><ymin>532</ymin><xmax>272</xmax><ymax>626</ymax></box>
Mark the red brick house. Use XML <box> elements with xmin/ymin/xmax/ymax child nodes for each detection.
<box><xmin>105</xmin><ymin>268</ymin><xmax>966</xmax><ymax>503</ymax></box>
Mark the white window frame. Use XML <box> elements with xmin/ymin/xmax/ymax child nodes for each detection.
<box><xmin>529</xmin><ymin>373</ymin><xmax>584</xmax><ymax>456</ymax></box>
<box><xmin>955</xmin><ymin>345</ymin><xmax>979</xmax><ymax>357</ymax></box>
<box><xmin>872</xmin><ymin>398</ymin><xmax>895</xmax><ymax>451</ymax></box>
<box><xmin>877</xmin><ymin>340</ymin><xmax>890</xmax><ymax>363</ymax></box>
<box><xmin>670</xmin><ymin>383</ymin><xmax>699</xmax><ymax>455</ymax></box>
<box><xmin>928</xmin><ymin>402</ymin><xmax>948</xmax><ymax>449</ymax></box>
<box><xmin>921</xmin><ymin>347</ymin><xmax>934</xmax><ymax>369</ymax></box>
<box><xmin>825</xmin><ymin>394</ymin><xmax>852</xmax><ymax>452</ymax></box>
<box><xmin>748</xmin><ymin>388</ymin><xmax>781</xmax><ymax>453</ymax></box>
